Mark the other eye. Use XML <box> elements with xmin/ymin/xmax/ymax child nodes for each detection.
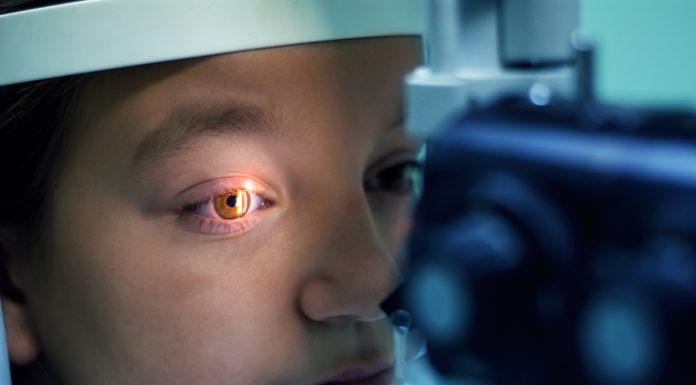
<box><xmin>364</xmin><ymin>160</ymin><xmax>423</xmax><ymax>196</ymax></box>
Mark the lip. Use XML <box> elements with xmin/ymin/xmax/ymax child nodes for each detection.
<box><xmin>316</xmin><ymin>361</ymin><xmax>394</xmax><ymax>385</ymax></box>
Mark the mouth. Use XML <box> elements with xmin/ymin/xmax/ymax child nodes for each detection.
<box><xmin>315</xmin><ymin>361</ymin><xmax>394</xmax><ymax>385</ymax></box>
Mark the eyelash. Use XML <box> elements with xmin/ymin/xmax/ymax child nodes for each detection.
<box><xmin>179</xmin><ymin>187</ymin><xmax>273</xmax><ymax>235</ymax></box>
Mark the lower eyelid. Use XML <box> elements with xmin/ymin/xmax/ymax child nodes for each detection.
<box><xmin>178</xmin><ymin>211</ymin><xmax>260</xmax><ymax>235</ymax></box>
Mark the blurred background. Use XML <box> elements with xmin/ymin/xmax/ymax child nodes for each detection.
<box><xmin>583</xmin><ymin>0</ymin><xmax>695</xmax><ymax>108</ymax></box>
<box><xmin>397</xmin><ymin>1</ymin><xmax>696</xmax><ymax>384</ymax></box>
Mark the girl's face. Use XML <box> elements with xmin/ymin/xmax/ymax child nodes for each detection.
<box><xmin>9</xmin><ymin>37</ymin><xmax>422</xmax><ymax>385</ymax></box>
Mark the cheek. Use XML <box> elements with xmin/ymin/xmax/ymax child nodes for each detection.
<box><xmin>31</xmin><ymin>177</ymin><xmax>307</xmax><ymax>384</ymax></box>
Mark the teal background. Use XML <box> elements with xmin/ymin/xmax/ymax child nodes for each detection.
<box><xmin>582</xmin><ymin>0</ymin><xmax>695</xmax><ymax>109</ymax></box>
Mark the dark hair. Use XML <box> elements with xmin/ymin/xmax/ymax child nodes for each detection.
<box><xmin>0</xmin><ymin>0</ymin><xmax>86</xmax><ymax>299</ymax></box>
<box><xmin>0</xmin><ymin>0</ymin><xmax>81</xmax><ymax>13</ymax></box>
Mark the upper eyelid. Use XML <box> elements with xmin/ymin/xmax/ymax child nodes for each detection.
<box><xmin>184</xmin><ymin>188</ymin><xmax>265</xmax><ymax>212</ymax></box>
<box><xmin>187</xmin><ymin>186</ymin><xmax>262</xmax><ymax>204</ymax></box>
<box><xmin>176</xmin><ymin>175</ymin><xmax>272</xmax><ymax>200</ymax></box>
<box><xmin>364</xmin><ymin>149</ymin><xmax>423</xmax><ymax>178</ymax></box>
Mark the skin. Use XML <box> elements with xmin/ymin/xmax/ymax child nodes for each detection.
<box><xmin>3</xmin><ymin>37</ymin><xmax>422</xmax><ymax>385</ymax></box>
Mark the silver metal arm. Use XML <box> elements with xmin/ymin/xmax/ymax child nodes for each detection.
<box><xmin>407</xmin><ymin>0</ymin><xmax>580</xmax><ymax>139</ymax></box>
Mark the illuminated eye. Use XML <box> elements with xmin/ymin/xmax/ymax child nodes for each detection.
<box><xmin>213</xmin><ymin>190</ymin><xmax>251</xmax><ymax>219</ymax></box>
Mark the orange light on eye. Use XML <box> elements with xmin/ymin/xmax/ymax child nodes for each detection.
<box><xmin>213</xmin><ymin>190</ymin><xmax>250</xmax><ymax>220</ymax></box>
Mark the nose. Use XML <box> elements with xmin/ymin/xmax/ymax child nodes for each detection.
<box><xmin>298</xmin><ymin>193</ymin><xmax>402</xmax><ymax>323</ymax></box>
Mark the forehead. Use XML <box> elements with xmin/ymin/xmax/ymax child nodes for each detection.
<box><xmin>66</xmin><ymin>37</ymin><xmax>421</xmax><ymax>176</ymax></box>
<box><xmin>79</xmin><ymin>37</ymin><xmax>421</xmax><ymax>120</ymax></box>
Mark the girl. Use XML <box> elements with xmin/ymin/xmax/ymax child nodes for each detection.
<box><xmin>0</xmin><ymin>0</ymin><xmax>424</xmax><ymax>384</ymax></box>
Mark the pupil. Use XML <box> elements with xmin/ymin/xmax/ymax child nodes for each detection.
<box><xmin>226</xmin><ymin>194</ymin><xmax>238</xmax><ymax>208</ymax></box>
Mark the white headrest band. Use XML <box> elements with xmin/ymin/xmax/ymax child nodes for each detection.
<box><xmin>0</xmin><ymin>0</ymin><xmax>425</xmax><ymax>86</ymax></box>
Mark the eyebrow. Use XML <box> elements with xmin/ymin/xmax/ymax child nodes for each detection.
<box><xmin>132</xmin><ymin>102</ymin><xmax>281</xmax><ymax>168</ymax></box>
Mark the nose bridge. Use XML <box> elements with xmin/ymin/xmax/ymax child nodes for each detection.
<box><xmin>298</xmin><ymin>187</ymin><xmax>401</xmax><ymax>322</ymax></box>
<box><xmin>330</xmin><ymin>189</ymin><xmax>387</xmax><ymax>263</ymax></box>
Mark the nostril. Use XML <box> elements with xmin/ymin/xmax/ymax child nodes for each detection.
<box><xmin>298</xmin><ymin>278</ymin><xmax>384</xmax><ymax>322</ymax></box>
<box><xmin>380</xmin><ymin>283</ymin><xmax>405</xmax><ymax>317</ymax></box>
